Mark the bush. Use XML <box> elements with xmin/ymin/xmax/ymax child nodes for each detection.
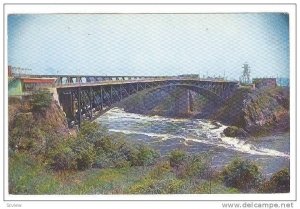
<box><xmin>131</xmin><ymin>145</ymin><xmax>159</xmax><ymax>166</ymax></box>
<box><xmin>149</xmin><ymin>161</ymin><xmax>171</xmax><ymax>179</ymax></box>
<box><xmin>31</xmin><ymin>89</ymin><xmax>52</xmax><ymax>111</ymax></box>
<box><xmin>49</xmin><ymin>137</ymin><xmax>97</xmax><ymax>171</ymax></box>
<box><xmin>176</xmin><ymin>154</ymin><xmax>209</xmax><ymax>179</ymax></box>
<box><xmin>169</xmin><ymin>149</ymin><xmax>187</xmax><ymax>168</ymax></box>
<box><xmin>71</xmin><ymin>139</ymin><xmax>96</xmax><ymax>170</ymax></box>
<box><xmin>168</xmin><ymin>151</ymin><xmax>210</xmax><ymax>179</ymax></box>
<box><xmin>9</xmin><ymin>112</ymin><xmax>34</xmax><ymax>151</ymax></box>
<box><xmin>164</xmin><ymin>179</ymin><xmax>185</xmax><ymax>194</ymax></box>
<box><xmin>222</xmin><ymin>159</ymin><xmax>262</xmax><ymax>192</ymax></box>
<box><xmin>127</xmin><ymin>177</ymin><xmax>157</xmax><ymax>194</ymax></box>
<box><xmin>49</xmin><ymin>140</ymin><xmax>77</xmax><ymax>171</ymax></box>
<box><xmin>79</xmin><ymin>121</ymin><xmax>108</xmax><ymax>144</ymax></box>
<box><xmin>260</xmin><ymin>168</ymin><xmax>290</xmax><ymax>193</ymax></box>
<box><xmin>93</xmin><ymin>134</ymin><xmax>136</xmax><ymax>168</ymax></box>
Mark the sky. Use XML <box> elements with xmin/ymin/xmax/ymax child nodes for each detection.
<box><xmin>8</xmin><ymin>13</ymin><xmax>289</xmax><ymax>79</ymax></box>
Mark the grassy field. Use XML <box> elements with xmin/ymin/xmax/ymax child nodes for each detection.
<box><xmin>9</xmin><ymin>152</ymin><xmax>240</xmax><ymax>195</ymax></box>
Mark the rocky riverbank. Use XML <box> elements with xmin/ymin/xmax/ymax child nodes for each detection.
<box><xmin>119</xmin><ymin>86</ymin><xmax>290</xmax><ymax>138</ymax></box>
<box><xmin>212</xmin><ymin>87</ymin><xmax>289</xmax><ymax>137</ymax></box>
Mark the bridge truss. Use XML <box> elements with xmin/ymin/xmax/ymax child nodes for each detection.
<box><xmin>56</xmin><ymin>79</ymin><xmax>238</xmax><ymax>127</ymax></box>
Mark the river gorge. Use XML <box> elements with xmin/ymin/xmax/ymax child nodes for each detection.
<box><xmin>97</xmin><ymin>108</ymin><xmax>290</xmax><ymax>177</ymax></box>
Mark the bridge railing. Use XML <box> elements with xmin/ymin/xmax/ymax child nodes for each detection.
<box><xmin>53</xmin><ymin>77</ymin><xmax>177</xmax><ymax>88</ymax></box>
<box><xmin>53</xmin><ymin>77</ymin><xmax>235</xmax><ymax>88</ymax></box>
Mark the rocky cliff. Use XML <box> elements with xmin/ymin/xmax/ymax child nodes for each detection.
<box><xmin>8</xmin><ymin>96</ymin><xmax>70</xmax><ymax>153</ymax></box>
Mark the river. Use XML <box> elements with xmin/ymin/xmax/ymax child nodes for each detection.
<box><xmin>96</xmin><ymin>108</ymin><xmax>290</xmax><ymax>176</ymax></box>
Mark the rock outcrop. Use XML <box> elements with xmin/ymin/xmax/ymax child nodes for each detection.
<box><xmin>9</xmin><ymin>97</ymin><xmax>70</xmax><ymax>153</ymax></box>
<box><xmin>205</xmin><ymin>87</ymin><xmax>289</xmax><ymax>136</ymax></box>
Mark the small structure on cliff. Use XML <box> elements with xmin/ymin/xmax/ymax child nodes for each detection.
<box><xmin>252</xmin><ymin>78</ymin><xmax>277</xmax><ymax>89</ymax></box>
<box><xmin>8</xmin><ymin>66</ymin><xmax>56</xmax><ymax>96</ymax></box>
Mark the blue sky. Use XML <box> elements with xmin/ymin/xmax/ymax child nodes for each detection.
<box><xmin>8</xmin><ymin>13</ymin><xmax>289</xmax><ymax>79</ymax></box>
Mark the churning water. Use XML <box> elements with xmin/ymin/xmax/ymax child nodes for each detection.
<box><xmin>97</xmin><ymin>108</ymin><xmax>290</xmax><ymax>175</ymax></box>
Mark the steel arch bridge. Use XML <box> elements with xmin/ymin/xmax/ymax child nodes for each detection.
<box><xmin>56</xmin><ymin>78</ymin><xmax>238</xmax><ymax>127</ymax></box>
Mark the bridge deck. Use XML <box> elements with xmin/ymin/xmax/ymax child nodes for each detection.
<box><xmin>55</xmin><ymin>78</ymin><xmax>237</xmax><ymax>88</ymax></box>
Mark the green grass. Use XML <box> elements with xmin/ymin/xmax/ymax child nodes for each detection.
<box><xmin>10</xmin><ymin>152</ymin><xmax>243</xmax><ymax>194</ymax></box>
<box><xmin>9</xmin><ymin>152</ymin><xmax>59</xmax><ymax>194</ymax></box>
<box><xmin>56</xmin><ymin>166</ymin><xmax>152</xmax><ymax>194</ymax></box>
<box><xmin>193</xmin><ymin>180</ymin><xmax>239</xmax><ymax>194</ymax></box>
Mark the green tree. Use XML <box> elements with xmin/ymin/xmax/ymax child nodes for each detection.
<box><xmin>260</xmin><ymin>168</ymin><xmax>290</xmax><ymax>193</ymax></box>
<box><xmin>72</xmin><ymin>139</ymin><xmax>96</xmax><ymax>170</ymax></box>
<box><xmin>222</xmin><ymin>159</ymin><xmax>263</xmax><ymax>192</ymax></box>
<box><xmin>169</xmin><ymin>149</ymin><xmax>187</xmax><ymax>169</ymax></box>
<box><xmin>48</xmin><ymin>139</ymin><xmax>77</xmax><ymax>171</ymax></box>
<box><xmin>31</xmin><ymin>89</ymin><xmax>52</xmax><ymax>111</ymax></box>
<box><xmin>79</xmin><ymin>121</ymin><xmax>108</xmax><ymax>141</ymax></box>
<box><xmin>130</xmin><ymin>145</ymin><xmax>159</xmax><ymax>166</ymax></box>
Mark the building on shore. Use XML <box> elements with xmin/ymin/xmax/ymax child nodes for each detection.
<box><xmin>8</xmin><ymin>65</ymin><xmax>56</xmax><ymax>96</ymax></box>
<box><xmin>9</xmin><ymin>77</ymin><xmax>56</xmax><ymax>97</ymax></box>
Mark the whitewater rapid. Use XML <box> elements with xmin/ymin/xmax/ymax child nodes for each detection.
<box><xmin>97</xmin><ymin>108</ymin><xmax>289</xmax><ymax>158</ymax></box>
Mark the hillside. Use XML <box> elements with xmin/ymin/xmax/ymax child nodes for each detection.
<box><xmin>8</xmin><ymin>91</ymin><xmax>290</xmax><ymax>194</ymax></box>
<box><xmin>212</xmin><ymin>87</ymin><xmax>289</xmax><ymax>136</ymax></box>
<box><xmin>8</xmin><ymin>95</ymin><xmax>70</xmax><ymax>154</ymax></box>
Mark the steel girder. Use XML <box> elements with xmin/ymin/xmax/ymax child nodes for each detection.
<box><xmin>56</xmin><ymin>80</ymin><xmax>237</xmax><ymax>126</ymax></box>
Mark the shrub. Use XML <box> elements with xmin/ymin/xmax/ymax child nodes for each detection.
<box><xmin>127</xmin><ymin>177</ymin><xmax>156</xmax><ymax>194</ymax></box>
<box><xmin>149</xmin><ymin>161</ymin><xmax>171</xmax><ymax>179</ymax></box>
<box><xmin>31</xmin><ymin>89</ymin><xmax>52</xmax><ymax>111</ymax></box>
<box><xmin>169</xmin><ymin>149</ymin><xmax>187</xmax><ymax>168</ymax></box>
<box><xmin>96</xmin><ymin>135</ymin><xmax>115</xmax><ymax>153</ymax></box>
<box><xmin>176</xmin><ymin>154</ymin><xmax>209</xmax><ymax>179</ymax></box>
<box><xmin>222</xmin><ymin>159</ymin><xmax>263</xmax><ymax>192</ymax></box>
<box><xmin>72</xmin><ymin>139</ymin><xmax>96</xmax><ymax>170</ymax></box>
<box><xmin>93</xmin><ymin>135</ymin><xmax>137</xmax><ymax>168</ymax></box>
<box><xmin>49</xmin><ymin>140</ymin><xmax>77</xmax><ymax>171</ymax></box>
<box><xmin>193</xmin><ymin>180</ymin><xmax>239</xmax><ymax>194</ymax></box>
<box><xmin>9</xmin><ymin>112</ymin><xmax>34</xmax><ymax>151</ymax></box>
<box><xmin>79</xmin><ymin>121</ymin><xmax>108</xmax><ymax>144</ymax></box>
<box><xmin>260</xmin><ymin>168</ymin><xmax>290</xmax><ymax>193</ymax></box>
<box><xmin>131</xmin><ymin>145</ymin><xmax>159</xmax><ymax>166</ymax></box>
<box><xmin>164</xmin><ymin>179</ymin><xmax>185</xmax><ymax>194</ymax></box>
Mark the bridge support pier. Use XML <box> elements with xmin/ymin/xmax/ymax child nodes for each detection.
<box><xmin>58</xmin><ymin>92</ymin><xmax>74</xmax><ymax>121</ymax></box>
<box><xmin>173</xmin><ymin>87</ymin><xmax>191</xmax><ymax>117</ymax></box>
<box><xmin>89</xmin><ymin>87</ymin><xmax>93</xmax><ymax>119</ymax></box>
<box><xmin>78</xmin><ymin>87</ymin><xmax>81</xmax><ymax>128</ymax></box>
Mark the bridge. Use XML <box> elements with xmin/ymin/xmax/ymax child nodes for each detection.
<box><xmin>54</xmin><ymin>76</ymin><xmax>238</xmax><ymax>127</ymax></box>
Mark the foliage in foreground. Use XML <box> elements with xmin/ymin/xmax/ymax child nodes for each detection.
<box><xmin>260</xmin><ymin>168</ymin><xmax>290</xmax><ymax>193</ymax></box>
<box><xmin>9</xmin><ymin>152</ymin><xmax>59</xmax><ymax>194</ymax></box>
<box><xmin>9</xmin><ymin>115</ymin><xmax>290</xmax><ymax>194</ymax></box>
<box><xmin>31</xmin><ymin>89</ymin><xmax>53</xmax><ymax>112</ymax></box>
<box><xmin>222</xmin><ymin>158</ymin><xmax>263</xmax><ymax>192</ymax></box>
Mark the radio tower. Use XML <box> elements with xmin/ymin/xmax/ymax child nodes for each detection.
<box><xmin>240</xmin><ymin>63</ymin><xmax>251</xmax><ymax>84</ymax></box>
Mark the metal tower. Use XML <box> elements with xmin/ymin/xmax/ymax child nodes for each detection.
<box><xmin>240</xmin><ymin>63</ymin><xmax>251</xmax><ymax>84</ymax></box>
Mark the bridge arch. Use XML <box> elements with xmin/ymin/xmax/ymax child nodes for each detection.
<box><xmin>57</xmin><ymin>80</ymin><xmax>236</xmax><ymax>126</ymax></box>
<box><xmin>86</xmin><ymin>83</ymin><xmax>225</xmax><ymax>121</ymax></box>
<box><xmin>145</xmin><ymin>83</ymin><xmax>223</xmax><ymax>104</ymax></box>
